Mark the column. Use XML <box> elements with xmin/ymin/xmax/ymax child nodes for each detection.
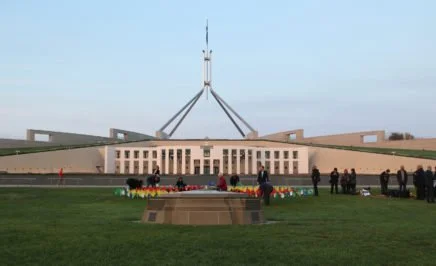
<box><xmin>129</xmin><ymin>156</ymin><xmax>134</xmax><ymax>174</ymax></box>
<box><xmin>244</xmin><ymin>149</ymin><xmax>248</xmax><ymax>175</ymax></box>
<box><xmin>236</xmin><ymin>149</ymin><xmax>240</xmax><ymax>175</ymax></box>
<box><xmin>120</xmin><ymin>149</ymin><xmax>125</xmax><ymax>174</ymax></box>
<box><xmin>200</xmin><ymin>159</ymin><xmax>204</xmax><ymax>175</ymax></box>
<box><xmin>148</xmin><ymin>149</ymin><xmax>152</xmax><ymax>175</ymax></box>
<box><xmin>157</xmin><ymin>149</ymin><xmax>162</xmax><ymax>173</ymax></box>
<box><xmin>190</xmin><ymin>156</ymin><xmax>195</xmax><ymax>175</ymax></box>
<box><xmin>182</xmin><ymin>149</ymin><xmax>186</xmax><ymax>175</ymax></box>
<box><xmin>173</xmin><ymin>149</ymin><xmax>177</xmax><ymax>175</ymax></box>
<box><xmin>252</xmin><ymin>148</ymin><xmax>257</xmax><ymax>174</ymax></box>
<box><xmin>220</xmin><ymin>148</ymin><xmax>224</xmax><ymax>174</ymax></box>
<box><xmin>139</xmin><ymin>151</ymin><xmax>144</xmax><ymax>175</ymax></box>
<box><xmin>261</xmin><ymin>149</ymin><xmax>266</xmax><ymax>167</ymax></box>
<box><xmin>165</xmin><ymin>149</ymin><xmax>169</xmax><ymax>175</ymax></box>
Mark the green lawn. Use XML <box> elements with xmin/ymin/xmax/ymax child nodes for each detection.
<box><xmin>1</xmin><ymin>188</ymin><xmax>436</xmax><ymax>266</ymax></box>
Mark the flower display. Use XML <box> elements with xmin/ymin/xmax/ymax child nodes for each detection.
<box><xmin>114</xmin><ymin>185</ymin><xmax>314</xmax><ymax>199</ymax></box>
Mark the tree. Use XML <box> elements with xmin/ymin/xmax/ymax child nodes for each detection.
<box><xmin>388</xmin><ymin>132</ymin><xmax>415</xmax><ymax>141</ymax></box>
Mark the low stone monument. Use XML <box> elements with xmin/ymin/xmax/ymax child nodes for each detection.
<box><xmin>142</xmin><ymin>190</ymin><xmax>264</xmax><ymax>225</ymax></box>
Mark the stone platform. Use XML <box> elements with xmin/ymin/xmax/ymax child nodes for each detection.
<box><xmin>141</xmin><ymin>190</ymin><xmax>265</xmax><ymax>225</ymax></box>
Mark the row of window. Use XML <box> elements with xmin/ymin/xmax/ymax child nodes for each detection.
<box><xmin>116</xmin><ymin>149</ymin><xmax>299</xmax><ymax>160</ymax></box>
<box><xmin>116</xmin><ymin>149</ymin><xmax>192</xmax><ymax>159</ymax></box>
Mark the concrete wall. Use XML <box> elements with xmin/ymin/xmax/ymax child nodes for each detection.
<box><xmin>358</xmin><ymin>138</ymin><xmax>436</xmax><ymax>151</ymax></box>
<box><xmin>0</xmin><ymin>147</ymin><xmax>104</xmax><ymax>173</ymax></box>
<box><xmin>109</xmin><ymin>128</ymin><xmax>154</xmax><ymax>141</ymax></box>
<box><xmin>262</xmin><ymin>129</ymin><xmax>436</xmax><ymax>151</ymax></box>
<box><xmin>0</xmin><ymin>139</ymin><xmax>434</xmax><ymax>174</ymax></box>
<box><xmin>26</xmin><ymin>129</ymin><xmax>113</xmax><ymax>144</ymax></box>
<box><xmin>260</xmin><ymin>129</ymin><xmax>304</xmax><ymax>142</ymax></box>
<box><xmin>308</xmin><ymin>146</ymin><xmax>435</xmax><ymax>174</ymax></box>
<box><xmin>302</xmin><ymin>130</ymin><xmax>385</xmax><ymax>146</ymax></box>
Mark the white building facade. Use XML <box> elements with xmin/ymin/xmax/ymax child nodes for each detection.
<box><xmin>105</xmin><ymin>144</ymin><xmax>309</xmax><ymax>175</ymax></box>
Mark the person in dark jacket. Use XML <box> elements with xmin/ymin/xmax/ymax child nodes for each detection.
<box><xmin>230</xmin><ymin>175</ymin><xmax>240</xmax><ymax>187</ymax></box>
<box><xmin>434</xmin><ymin>166</ymin><xmax>436</xmax><ymax>200</ymax></box>
<box><xmin>257</xmin><ymin>165</ymin><xmax>269</xmax><ymax>184</ymax></box>
<box><xmin>175</xmin><ymin>177</ymin><xmax>186</xmax><ymax>191</ymax></box>
<box><xmin>350</xmin><ymin>168</ymin><xmax>357</xmax><ymax>194</ymax></box>
<box><xmin>147</xmin><ymin>166</ymin><xmax>161</xmax><ymax>187</ymax></box>
<box><xmin>397</xmin><ymin>166</ymin><xmax>408</xmax><ymax>192</ymax></box>
<box><xmin>311</xmin><ymin>166</ymin><xmax>321</xmax><ymax>196</ymax></box>
<box><xmin>425</xmin><ymin>166</ymin><xmax>435</xmax><ymax>203</ymax></box>
<box><xmin>380</xmin><ymin>169</ymin><xmax>390</xmax><ymax>195</ymax></box>
<box><xmin>340</xmin><ymin>169</ymin><xmax>350</xmax><ymax>194</ymax></box>
<box><xmin>413</xmin><ymin>165</ymin><xmax>426</xmax><ymax>200</ymax></box>
<box><xmin>330</xmin><ymin>168</ymin><xmax>339</xmax><ymax>194</ymax></box>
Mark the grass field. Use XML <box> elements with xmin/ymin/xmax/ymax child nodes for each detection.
<box><xmin>1</xmin><ymin>188</ymin><xmax>436</xmax><ymax>266</ymax></box>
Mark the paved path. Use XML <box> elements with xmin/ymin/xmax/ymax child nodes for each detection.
<box><xmin>0</xmin><ymin>174</ymin><xmax>411</xmax><ymax>188</ymax></box>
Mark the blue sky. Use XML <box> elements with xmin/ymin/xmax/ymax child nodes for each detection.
<box><xmin>1</xmin><ymin>0</ymin><xmax>435</xmax><ymax>140</ymax></box>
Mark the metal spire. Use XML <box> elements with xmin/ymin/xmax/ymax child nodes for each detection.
<box><xmin>156</xmin><ymin>20</ymin><xmax>258</xmax><ymax>139</ymax></box>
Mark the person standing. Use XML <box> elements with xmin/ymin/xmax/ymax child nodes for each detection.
<box><xmin>257</xmin><ymin>165</ymin><xmax>269</xmax><ymax>184</ymax></box>
<box><xmin>413</xmin><ymin>165</ymin><xmax>425</xmax><ymax>200</ymax></box>
<box><xmin>350</xmin><ymin>168</ymin><xmax>357</xmax><ymax>194</ymax></box>
<box><xmin>396</xmin><ymin>166</ymin><xmax>408</xmax><ymax>193</ymax></box>
<box><xmin>379</xmin><ymin>169</ymin><xmax>390</xmax><ymax>195</ymax></box>
<box><xmin>425</xmin><ymin>166</ymin><xmax>435</xmax><ymax>203</ymax></box>
<box><xmin>434</xmin><ymin>166</ymin><xmax>436</xmax><ymax>200</ymax></box>
<box><xmin>57</xmin><ymin>168</ymin><xmax>64</xmax><ymax>186</ymax></box>
<box><xmin>217</xmin><ymin>173</ymin><xmax>228</xmax><ymax>191</ymax></box>
<box><xmin>340</xmin><ymin>169</ymin><xmax>350</xmax><ymax>194</ymax></box>
<box><xmin>330</xmin><ymin>168</ymin><xmax>339</xmax><ymax>194</ymax></box>
<box><xmin>311</xmin><ymin>166</ymin><xmax>321</xmax><ymax>196</ymax></box>
<box><xmin>257</xmin><ymin>165</ymin><xmax>273</xmax><ymax>205</ymax></box>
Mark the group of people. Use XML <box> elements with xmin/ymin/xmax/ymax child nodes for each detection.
<box><xmin>311</xmin><ymin>165</ymin><xmax>436</xmax><ymax>203</ymax></box>
<box><xmin>310</xmin><ymin>166</ymin><xmax>358</xmax><ymax>196</ymax></box>
<box><xmin>145</xmin><ymin>164</ymin><xmax>435</xmax><ymax>204</ymax></box>
<box><xmin>380</xmin><ymin>165</ymin><xmax>435</xmax><ymax>203</ymax></box>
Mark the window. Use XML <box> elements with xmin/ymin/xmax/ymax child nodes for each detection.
<box><xmin>248</xmin><ymin>150</ymin><xmax>252</xmax><ymax>156</ymax></box>
<box><xmin>256</xmin><ymin>151</ymin><xmax>261</xmax><ymax>159</ymax></box>
<box><xmin>265</xmin><ymin>151</ymin><xmax>270</xmax><ymax>159</ymax></box>
<box><xmin>240</xmin><ymin>149</ymin><xmax>245</xmax><ymax>159</ymax></box>
<box><xmin>116</xmin><ymin>151</ymin><xmax>120</xmax><ymax>159</ymax></box>
<box><xmin>134</xmin><ymin>150</ymin><xmax>139</xmax><ymax>159</ymax></box>
<box><xmin>152</xmin><ymin>151</ymin><xmax>157</xmax><ymax>159</ymax></box>
<box><xmin>293</xmin><ymin>151</ymin><xmax>298</xmax><ymax>159</ymax></box>
<box><xmin>185</xmin><ymin>149</ymin><xmax>191</xmax><ymax>156</ymax></box>
<box><xmin>223</xmin><ymin>149</ymin><xmax>229</xmax><ymax>156</ymax></box>
<box><xmin>143</xmin><ymin>151</ymin><xmax>149</xmax><ymax>159</ymax></box>
<box><xmin>231</xmin><ymin>149</ymin><xmax>237</xmax><ymax>156</ymax></box>
<box><xmin>274</xmin><ymin>151</ymin><xmax>280</xmax><ymax>159</ymax></box>
<box><xmin>161</xmin><ymin>149</ymin><xmax>166</xmax><ymax>159</ymax></box>
<box><xmin>169</xmin><ymin>149</ymin><xmax>174</xmax><ymax>160</ymax></box>
<box><xmin>284</xmin><ymin>151</ymin><xmax>289</xmax><ymax>159</ymax></box>
<box><xmin>124</xmin><ymin>151</ymin><xmax>130</xmax><ymax>159</ymax></box>
<box><xmin>204</xmin><ymin>149</ymin><xmax>210</xmax><ymax>158</ymax></box>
